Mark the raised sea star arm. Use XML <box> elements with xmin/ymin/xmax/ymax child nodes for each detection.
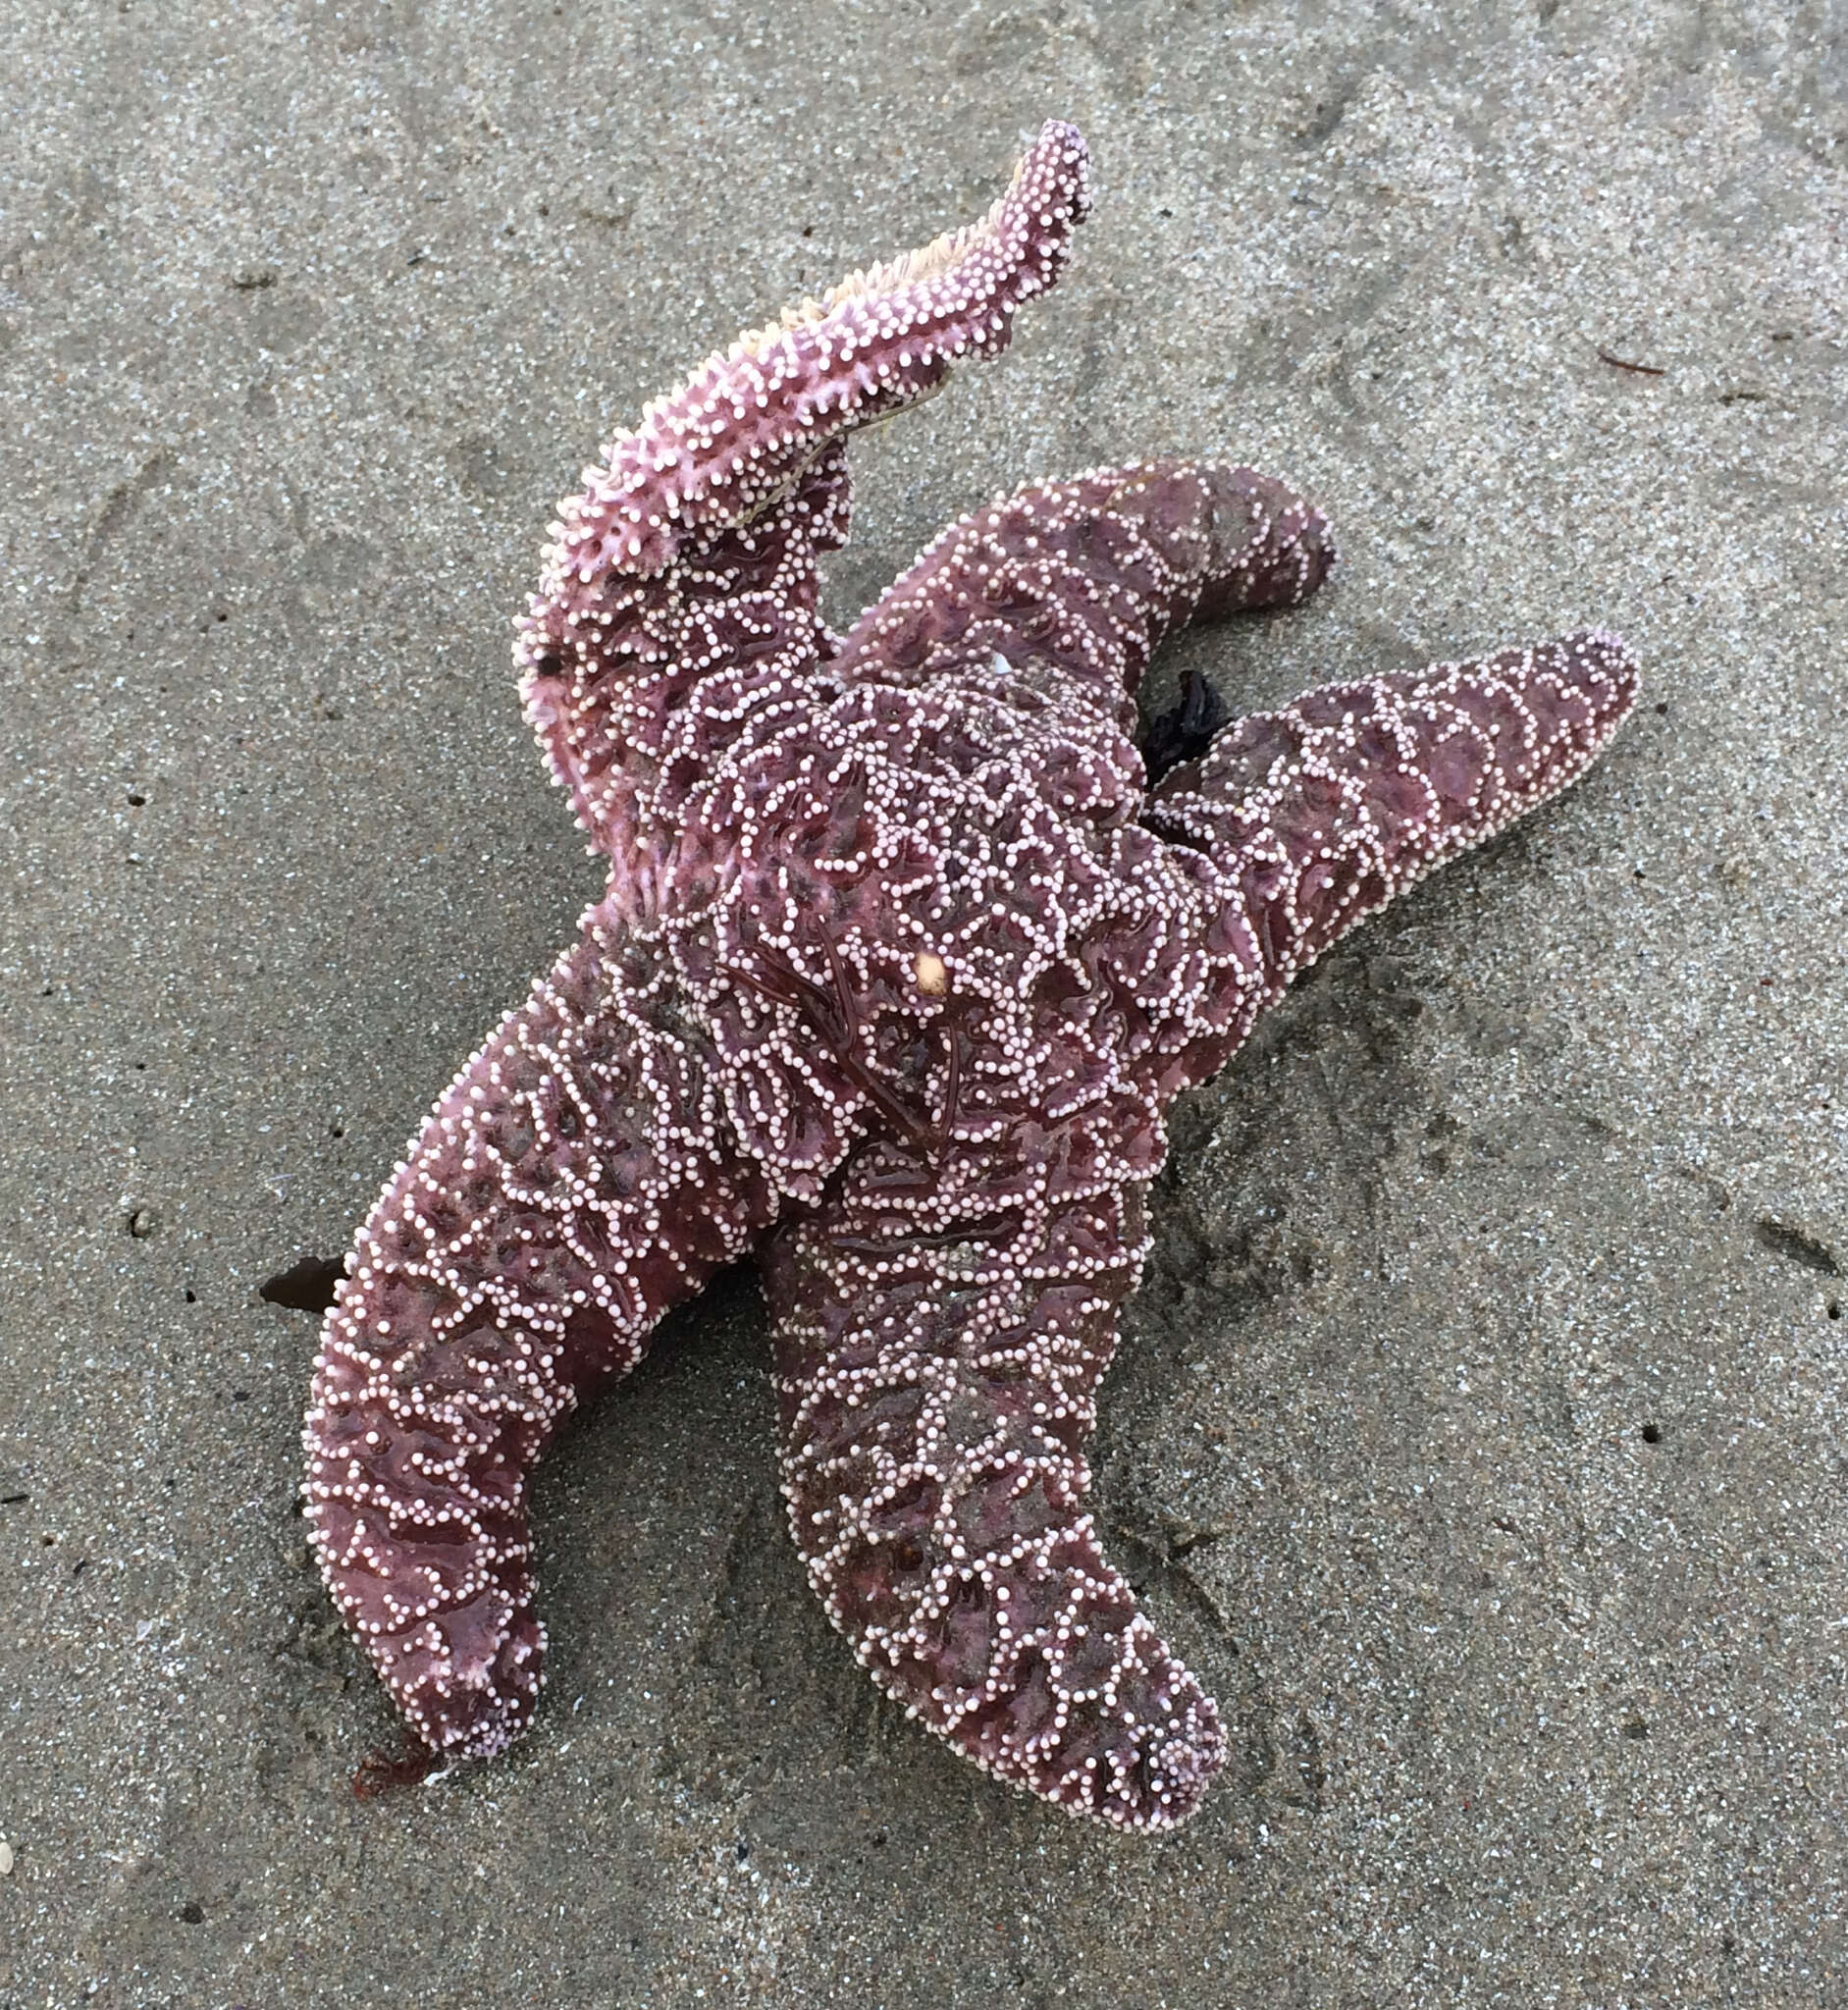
<box><xmin>302</xmin><ymin>917</ymin><xmax>779</xmax><ymax>1758</ymax></box>
<box><xmin>830</xmin><ymin>460</ymin><xmax>1335</xmax><ymax>727</ymax></box>
<box><xmin>515</xmin><ymin>120</ymin><xmax>1093</xmax><ymax>851</ymax></box>
<box><xmin>1140</xmin><ymin>632</ymin><xmax>1641</xmax><ymax>1087</ymax></box>
<box><xmin>518</xmin><ymin>450</ymin><xmax>854</xmax><ymax>852</ymax></box>
<box><xmin>763</xmin><ymin>1144</ymin><xmax>1224</xmax><ymax>1830</ymax></box>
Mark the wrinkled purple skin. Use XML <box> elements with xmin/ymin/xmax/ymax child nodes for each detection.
<box><xmin>302</xmin><ymin>121</ymin><xmax>1637</xmax><ymax>1829</ymax></box>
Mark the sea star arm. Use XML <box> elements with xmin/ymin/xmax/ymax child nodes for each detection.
<box><xmin>829</xmin><ymin>460</ymin><xmax>1335</xmax><ymax>729</ymax></box>
<box><xmin>301</xmin><ymin>917</ymin><xmax>778</xmax><ymax>1758</ymax></box>
<box><xmin>515</xmin><ymin>120</ymin><xmax>1093</xmax><ymax>849</ymax></box>
<box><xmin>1141</xmin><ymin>631</ymin><xmax>1642</xmax><ymax>1088</ymax></box>
<box><xmin>762</xmin><ymin>1144</ymin><xmax>1225</xmax><ymax>1830</ymax></box>
<box><xmin>518</xmin><ymin>450</ymin><xmax>854</xmax><ymax>850</ymax></box>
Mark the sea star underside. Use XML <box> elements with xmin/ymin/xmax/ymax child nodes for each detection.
<box><xmin>302</xmin><ymin>121</ymin><xmax>1638</xmax><ymax>1830</ymax></box>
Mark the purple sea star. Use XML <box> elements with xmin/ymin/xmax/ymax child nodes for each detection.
<box><xmin>302</xmin><ymin>120</ymin><xmax>1638</xmax><ymax>1830</ymax></box>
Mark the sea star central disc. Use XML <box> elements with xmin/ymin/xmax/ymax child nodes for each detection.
<box><xmin>303</xmin><ymin>121</ymin><xmax>1637</xmax><ymax>1829</ymax></box>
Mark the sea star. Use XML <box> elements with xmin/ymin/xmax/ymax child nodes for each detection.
<box><xmin>302</xmin><ymin>120</ymin><xmax>1637</xmax><ymax>1830</ymax></box>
